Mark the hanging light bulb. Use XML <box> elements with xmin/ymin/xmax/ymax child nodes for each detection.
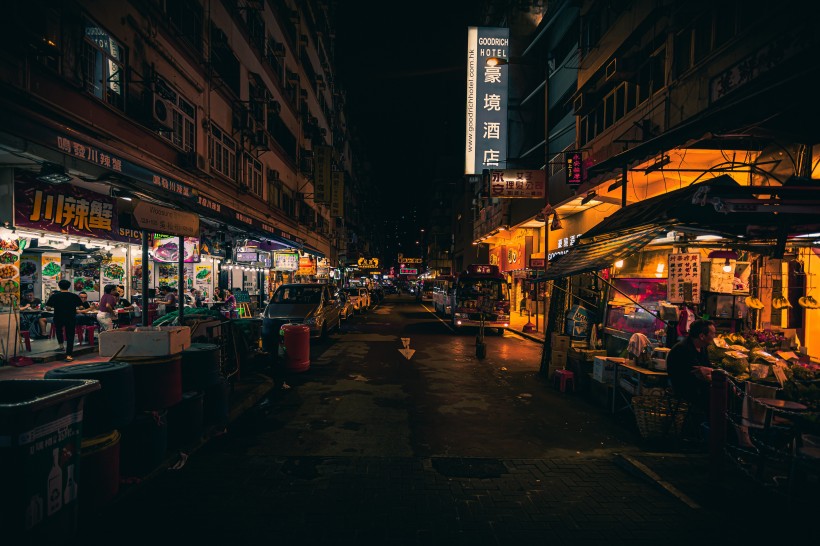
<box><xmin>722</xmin><ymin>258</ymin><xmax>732</xmax><ymax>273</ymax></box>
<box><xmin>656</xmin><ymin>262</ymin><xmax>665</xmax><ymax>273</ymax></box>
<box><xmin>614</xmin><ymin>260</ymin><xmax>624</xmax><ymax>268</ymax></box>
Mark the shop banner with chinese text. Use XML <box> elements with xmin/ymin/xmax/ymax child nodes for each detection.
<box><xmin>14</xmin><ymin>177</ymin><xmax>141</xmax><ymax>243</ymax></box>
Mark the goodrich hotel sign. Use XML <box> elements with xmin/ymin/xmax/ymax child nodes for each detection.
<box><xmin>465</xmin><ymin>27</ymin><xmax>509</xmax><ymax>175</ymax></box>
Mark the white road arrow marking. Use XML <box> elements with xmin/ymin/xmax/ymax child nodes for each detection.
<box><xmin>399</xmin><ymin>348</ymin><xmax>416</xmax><ymax>360</ymax></box>
<box><xmin>398</xmin><ymin>337</ymin><xmax>414</xmax><ymax>360</ymax></box>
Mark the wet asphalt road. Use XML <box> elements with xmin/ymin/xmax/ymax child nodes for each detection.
<box><xmin>70</xmin><ymin>294</ymin><xmax>755</xmax><ymax>545</ymax></box>
<box><xmin>251</xmin><ymin>294</ymin><xmax>638</xmax><ymax>459</ymax></box>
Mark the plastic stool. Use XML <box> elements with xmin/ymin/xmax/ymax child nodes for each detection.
<box><xmin>553</xmin><ymin>369</ymin><xmax>575</xmax><ymax>393</ymax></box>
<box><xmin>80</xmin><ymin>325</ymin><xmax>96</xmax><ymax>345</ymax></box>
<box><xmin>75</xmin><ymin>325</ymin><xmax>85</xmax><ymax>344</ymax></box>
<box><xmin>20</xmin><ymin>330</ymin><xmax>32</xmax><ymax>352</ymax></box>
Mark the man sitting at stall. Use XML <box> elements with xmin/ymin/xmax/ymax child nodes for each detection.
<box><xmin>115</xmin><ymin>284</ymin><xmax>138</xmax><ymax>326</ymax></box>
<box><xmin>19</xmin><ymin>290</ymin><xmax>49</xmax><ymax>338</ymax></box>
<box><xmin>76</xmin><ymin>291</ymin><xmax>99</xmax><ymax>326</ymax></box>
<box><xmin>666</xmin><ymin>319</ymin><xmax>717</xmax><ymax>421</ymax></box>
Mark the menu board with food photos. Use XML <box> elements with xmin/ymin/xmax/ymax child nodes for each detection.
<box><xmin>41</xmin><ymin>253</ymin><xmax>62</xmax><ymax>299</ymax></box>
<box><xmin>130</xmin><ymin>256</ymin><xmax>153</xmax><ymax>292</ymax></box>
<box><xmin>101</xmin><ymin>255</ymin><xmax>127</xmax><ymax>287</ymax></box>
<box><xmin>73</xmin><ymin>264</ymin><xmax>101</xmax><ymax>300</ymax></box>
<box><xmin>0</xmin><ymin>237</ymin><xmax>22</xmax><ymax>308</ymax></box>
<box><xmin>194</xmin><ymin>264</ymin><xmax>212</xmax><ymax>299</ymax></box>
<box><xmin>667</xmin><ymin>252</ymin><xmax>701</xmax><ymax>304</ymax></box>
<box><xmin>19</xmin><ymin>255</ymin><xmax>39</xmax><ymax>297</ymax></box>
<box><xmin>157</xmin><ymin>263</ymin><xmax>178</xmax><ymax>288</ymax></box>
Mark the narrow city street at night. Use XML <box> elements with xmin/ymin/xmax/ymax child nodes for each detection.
<box><xmin>68</xmin><ymin>294</ymin><xmax>799</xmax><ymax>545</ymax></box>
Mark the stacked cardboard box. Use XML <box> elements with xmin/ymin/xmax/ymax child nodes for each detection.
<box><xmin>592</xmin><ymin>356</ymin><xmax>626</xmax><ymax>384</ymax></box>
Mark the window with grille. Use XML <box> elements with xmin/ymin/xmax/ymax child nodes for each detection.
<box><xmin>209</xmin><ymin>124</ymin><xmax>237</xmax><ymax>180</ymax></box>
<box><xmin>244</xmin><ymin>153</ymin><xmax>263</xmax><ymax>197</ymax></box>
<box><xmin>165</xmin><ymin>0</ymin><xmax>203</xmax><ymax>53</ymax></box>
<box><xmin>155</xmin><ymin>78</ymin><xmax>195</xmax><ymax>151</ymax></box>
<box><xmin>82</xmin><ymin>16</ymin><xmax>125</xmax><ymax>110</ymax></box>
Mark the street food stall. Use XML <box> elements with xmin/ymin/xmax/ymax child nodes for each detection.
<box><xmin>539</xmin><ymin>176</ymin><xmax>820</xmax><ymax>458</ymax></box>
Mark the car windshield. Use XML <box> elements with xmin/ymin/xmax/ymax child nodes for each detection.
<box><xmin>272</xmin><ymin>286</ymin><xmax>322</xmax><ymax>304</ymax></box>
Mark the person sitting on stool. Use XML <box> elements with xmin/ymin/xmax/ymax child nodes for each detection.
<box><xmin>666</xmin><ymin>319</ymin><xmax>717</xmax><ymax>423</ymax></box>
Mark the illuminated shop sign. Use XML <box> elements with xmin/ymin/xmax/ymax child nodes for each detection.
<box><xmin>490</xmin><ymin>170</ymin><xmax>545</xmax><ymax>198</ymax></box>
<box><xmin>150</xmin><ymin>234</ymin><xmax>201</xmax><ymax>263</ymax></box>
<box><xmin>565</xmin><ymin>152</ymin><xmax>584</xmax><ymax>187</ymax></box>
<box><xmin>274</xmin><ymin>252</ymin><xmax>299</xmax><ymax>272</ymax></box>
<box><xmin>548</xmin><ymin>233</ymin><xmax>583</xmax><ymax>261</ymax></box>
<box><xmin>357</xmin><ymin>257</ymin><xmax>380</xmax><ymax>270</ymax></box>
<box><xmin>465</xmin><ymin>26</ymin><xmax>509</xmax><ymax>175</ymax></box>
<box><xmin>14</xmin><ymin>177</ymin><xmax>139</xmax><ymax>243</ymax></box>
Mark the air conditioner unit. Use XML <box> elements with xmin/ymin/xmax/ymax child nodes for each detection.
<box><xmin>269</xmin><ymin>100</ymin><xmax>282</xmax><ymax>114</ymax></box>
<box><xmin>286</xmin><ymin>72</ymin><xmax>299</xmax><ymax>84</ymax></box>
<box><xmin>299</xmin><ymin>89</ymin><xmax>308</xmax><ymax>100</ymax></box>
<box><xmin>316</xmin><ymin>75</ymin><xmax>325</xmax><ymax>85</ymax></box>
<box><xmin>152</xmin><ymin>91</ymin><xmax>176</xmax><ymax>132</ymax></box>
<box><xmin>272</xmin><ymin>42</ymin><xmax>285</xmax><ymax>57</ymax></box>
<box><xmin>300</xmin><ymin>34</ymin><xmax>309</xmax><ymax>46</ymax></box>
<box><xmin>267</xmin><ymin>168</ymin><xmax>280</xmax><ymax>181</ymax></box>
<box><xmin>179</xmin><ymin>151</ymin><xmax>208</xmax><ymax>173</ymax></box>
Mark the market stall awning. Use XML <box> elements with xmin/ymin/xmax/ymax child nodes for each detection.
<box><xmin>539</xmin><ymin>226</ymin><xmax>668</xmax><ymax>281</ymax></box>
<box><xmin>582</xmin><ymin>175</ymin><xmax>820</xmax><ymax>243</ymax></box>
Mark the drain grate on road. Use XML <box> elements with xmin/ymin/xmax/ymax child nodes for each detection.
<box><xmin>431</xmin><ymin>457</ymin><xmax>508</xmax><ymax>478</ymax></box>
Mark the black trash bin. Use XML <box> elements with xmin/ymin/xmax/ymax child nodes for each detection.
<box><xmin>0</xmin><ymin>379</ymin><xmax>101</xmax><ymax>542</ymax></box>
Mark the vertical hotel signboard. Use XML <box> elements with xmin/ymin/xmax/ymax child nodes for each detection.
<box><xmin>314</xmin><ymin>145</ymin><xmax>332</xmax><ymax>203</ymax></box>
<box><xmin>330</xmin><ymin>171</ymin><xmax>344</xmax><ymax>218</ymax></box>
<box><xmin>465</xmin><ymin>27</ymin><xmax>509</xmax><ymax>175</ymax></box>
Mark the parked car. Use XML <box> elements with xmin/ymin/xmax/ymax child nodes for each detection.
<box><xmin>261</xmin><ymin>283</ymin><xmax>341</xmax><ymax>345</ymax></box>
<box><xmin>337</xmin><ymin>290</ymin><xmax>355</xmax><ymax>321</ymax></box>
<box><xmin>383</xmin><ymin>284</ymin><xmax>398</xmax><ymax>295</ymax></box>
<box><xmin>341</xmin><ymin>287</ymin><xmax>370</xmax><ymax>313</ymax></box>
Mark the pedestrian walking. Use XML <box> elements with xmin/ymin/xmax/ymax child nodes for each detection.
<box><xmin>45</xmin><ymin>279</ymin><xmax>83</xmax><ymax>361</ymax></box>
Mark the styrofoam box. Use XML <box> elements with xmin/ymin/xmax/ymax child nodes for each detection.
<box><xmin>99</xmin><ymin>326</ymin><xmax>192</xmax><ymax>357</ymax></box>
<box><xmin>593</xmin><ymin>356</ymin><xmax>614</xmax><ymax>383</ymax></box>
<box><xmin>593</xmin><ymin>356</ymin><xmax>626</xmax><ymax>383</ymax></box>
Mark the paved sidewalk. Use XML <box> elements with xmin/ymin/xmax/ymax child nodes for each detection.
<box><xmin>507</xmin><ymin>310</ymin><xmax>546</xmax><ymax>343</ymax></box>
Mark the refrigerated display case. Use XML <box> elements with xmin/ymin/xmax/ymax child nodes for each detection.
<box><xmin>603</xmin><ymin>278</ymin><xmax>667</xmax><ymax>341</ymax></box>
